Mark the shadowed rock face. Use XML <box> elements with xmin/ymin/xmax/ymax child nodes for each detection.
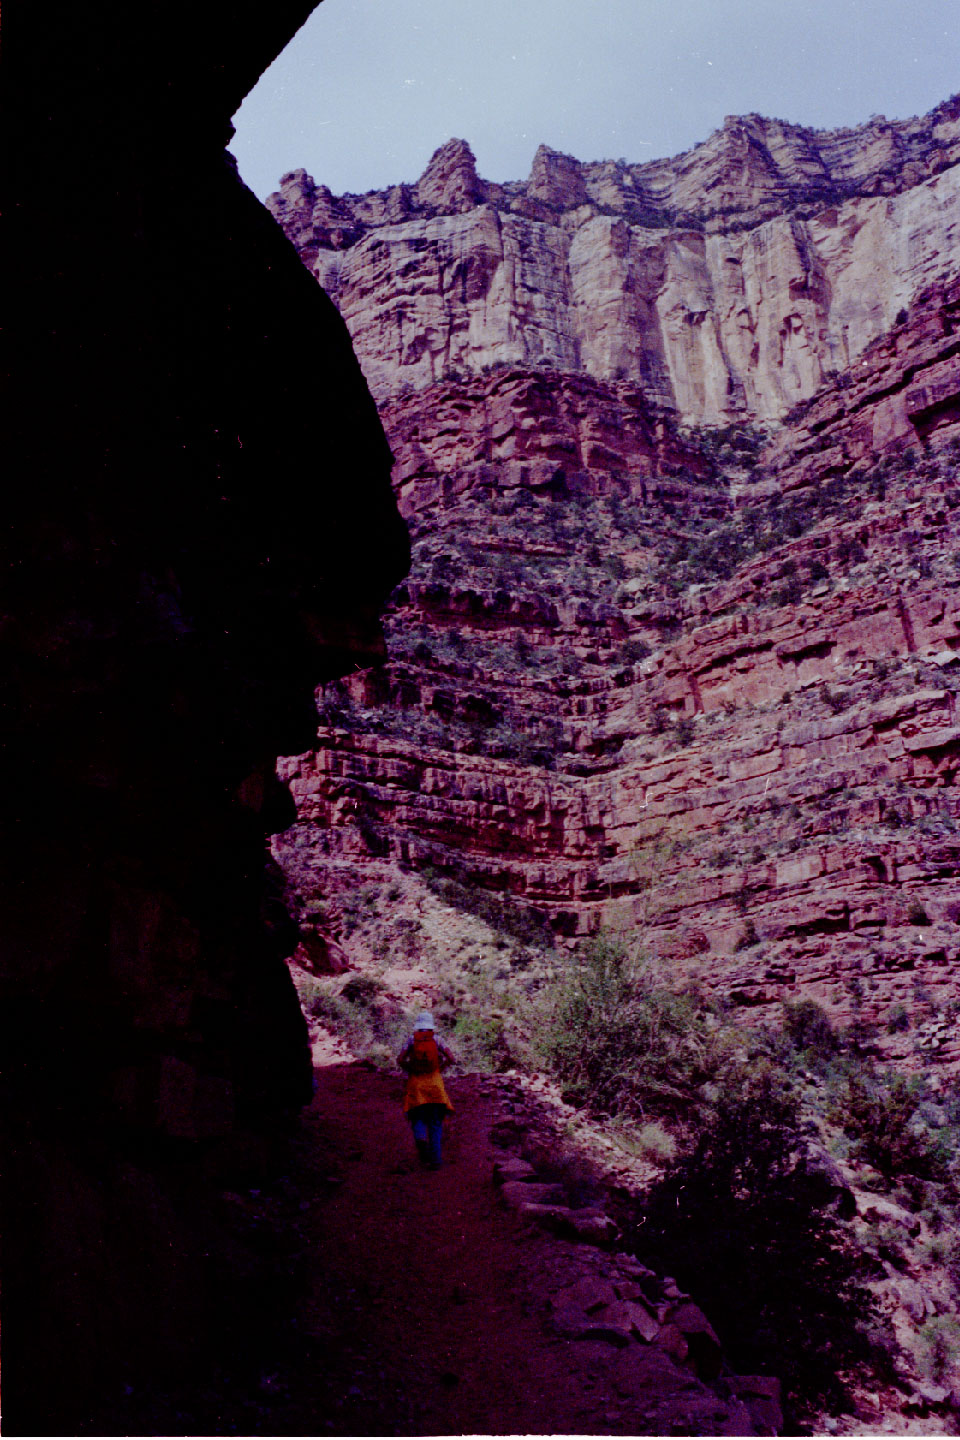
<box><xmin>1</xmin><ymin>2</ymin><xmax>409</xmax><ymax>1431</ymax></box>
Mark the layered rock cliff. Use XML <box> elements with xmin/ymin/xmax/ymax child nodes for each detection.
<box><xmin>272</xmin><ymin>105</ymin><xmax>960</xmax><ymax>1075</ymax></box>
<box><xmin>269</xmin><ymin>97</ymin><xmax>960</xmax><ymax>423</ymax></box>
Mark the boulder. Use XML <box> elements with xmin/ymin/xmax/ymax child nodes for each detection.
<box><xmin>551</xmin><ymin>1306</ymin><xmax>631</xmax><ymax>1346</ymax></box>
<box><xmin>518</xmin><ymin>1202</ymin><xmax>619</xmax><ymax>1246</ymax></box>
<box><xmin>552</xmin><ymin>1275</ymin><xmax>619</xmax><ymax>1314</ymax></box>
<box><xmin>615</xmin><ymin>1279</ymin><xmax>651</xmax><ymax>1303</ymax></box>
<box><xmin>859</xmin><ymin>1193</ymin><xmax>922</xmax><ymax>1236</ymax></box>
<box><xmin>492</xmin><ymin>1156</ymin><xmax>538</xmax><ymax>1185</ymax></box>
<box><xmin>609</xmin><ymin>1343</ymin><xmax>702</xmax><ymax>1399</ymax></box>
<box><xmin>500</xmin><ymin>1180</ymin><xmax>566</xmax><ymax>1209</ymax></box>
<box><xmin>567</xmin><ymin>1209</ymin><xmax>620</xmax><ymax>1246</ymax></box>
<box><xmin>669</xmin><ymin>1301</ymin><xmax>723</xmax><ymax>1379</ymax></box>
<box><xmin>885</xmin><ymin>1271</ymin><xmax>937</xmax><ymax>1321</ymax></box>
<box><xmin>717</xmin><ymin>1398</ymin><xmax>759</xmax><ymax>1435</ymax></box>
<box><xmin>655</xmin><ymin>1323</ymin><xmax>689</xmax><ymax>1363</ymax></box>
<box><xmin>603</xmin><ymin>1299</ymin><xmax>660</xmax><ymax>1343</ymax></box>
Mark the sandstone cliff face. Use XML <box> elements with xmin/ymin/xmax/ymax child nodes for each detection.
<box><xmin>269</xmin><ymin>99</ymin><xmax>960</xmax><ymax>423</ymax></box>
<box><xmin>278</xmin><ymin>257</ymin><xmax>960</xmax><ymax>1073</ymax></box>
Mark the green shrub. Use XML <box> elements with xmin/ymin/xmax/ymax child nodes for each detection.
<box><xmin>605</xmin><ymin>1118</ymin><xmax>678</xmax><ymax>1163</ymax></box>
<box><xmin>886</xmin><ymin>1003</ymin><xmax>910</xmax><ymax>1034</ymax></box>
<box><xmin>452</xmin><ymin>1012</ymin><xmax>512</xmax><ymax>1071</ymax></box>
<box><xmin>827</xmin><ymin>1066</ymin><xmax>944</xmax><ymax>1180</ymax></box>
<box><xmin>924</xmin><ymin>1234</ymin><xmax>955</xmax><ymax>1265</ymax></box>
<box><xmin>783</xmin><ymin>999</ymin><xmax>840</xmax><ymax>1063</ymax></box>
<box><xmin>734</xmin><ymin>918</ymin><xmax>758</xmax><ymax>951</ymax></box>
<box><xmin>673</xmin><ymin>715</ymin><xmax>696</xmax><ymax>746</ymax></box>
<box><xmin>630</xmin><ymin>1064</ymin><xmax>888</xmax><ymax>1418</ymax></box>
<box><xmin>634</xmin><ymin>1121</ymin><xmax>678</xmax><ymax>1163</ymax></box>
<box><xmin>650</xmin><ymin>704</ymin><xmax>669</xmax><ymax>734</ymax></box>
<box><xmin>304</xmin><ymin>977</ymin><xmax>406</xmax><ymax>1063</ymax></box>
<box><xmin>619</xmin><ymin>637</ymin><xmax>651</xmax><ymax>664</ymax></box>
<box><xmin>918</xmin><ymin>1317</ymin><xmax>960</xmax><ymax>1382</ymax></box>
<box><xmin>422</xmin><ymin>871</ymin><xmax>555</xmax><ymax>949</ymax></box>
<box><xmin>340</xmin><ymin>973</ymin><xmax>384</xmax><ymax>1006</ymax></box>
<box><xmin>533</xmin><ymin>934</ymin><xmax>718</xmax><ymax>1118</ymax></box>
<box><xmin>908</xmin><ymin>898</ymin><xmax>931</xmax><ymax>925</ymax></box>
<box><xmin>822</xmin><ymin>684</ymin><xmax>853</xmax><ymax>714</ymax></box>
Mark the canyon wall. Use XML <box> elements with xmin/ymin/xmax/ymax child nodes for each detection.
<box><xmin>273</xmin><ymin>113</ymin><xmax>960</xmax><ymax>1071</ymax></box>
<box><xmin>269</xmin><ymin>98</ymin><xmax>960</xmax><ymax>423</ymax></box>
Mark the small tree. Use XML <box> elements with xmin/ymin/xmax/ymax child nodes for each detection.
<box><xmin>631</xmin><ymin>1064</ymin><xmax>888</xmax><ymax>1420</ymax></box>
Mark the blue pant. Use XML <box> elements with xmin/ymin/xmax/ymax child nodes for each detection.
<box><xmin>408</xmin><ymin>1103</ymin><xmax>446</xmax><ymax>1166</ymax></box>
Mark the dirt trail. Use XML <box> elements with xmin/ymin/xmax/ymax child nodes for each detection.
<box><xmin>290</xmin><ymin>1062</ymin><xmax>623</xmax><ymax>1436</ymax></box>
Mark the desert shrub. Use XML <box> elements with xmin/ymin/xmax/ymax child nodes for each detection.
<box><xmin>782</xmin><ymin>998</ymin><xmax>840</xmax><ymax>1064</ymax></box>
<box><xmin>606</xmin><ymin>1118</ymin><xmax>678</xmax><ymax>1163</ymax></box>
<box><xmin>391</xmin><ymin>915</ymin><xmax>421</xmax><ymax>958</ymax></box>
<box><xmin>771</xmin><ymin>576</ymin><xmax>802</xmax><ymax>607</ymax></box>
<box><xmin>601</xmin><ymin>552</ymin><xmax>626</xmax><ymax>581</ymax></box>
<box><xmin>923</xmin><ymin>1233</ymin><xmax>955</xmax><ymax>1265</ymax></box>
<box><xmin>307</xmin><ymin>988</ymin><xmax>379</xmax><ymax>1051</ymax></box>
<box><xmin>451</xmin><ymin>1012</ymin><xmax>512</xmax><ymax>1071</ymax></box>
<box><xmin>340</xmin><ymin>973</ymin><xmax>384</xmax><ymax>1006</ymax></box>
<box><xmin>619</xmin><ymin>637</ymin><xmax>651</xmax><ymax>664</ymax></box>
<box><xmin>303</xmin><ymin>973</ymin><xmax>407</xmax><ymax>1062</ymax></box>
<box><xmin>835</xmin><ymin>536</ymin><xmax>868</xmax><ymax>567</ymax></box>
<box><xmin>630</xmin><ymin>1063</ymin><xmax>888</xmax><ymax>1418</ymax></box>
<box><xmin>827</xmin><ymin>1066</ymin><xmax>945</xmax><ymax>1181</ymax></box>
<box><xmin>673</xmin><ymin>714</ymin><xmax>696</xmax><ymax>746</ymax></box>
<box><xmin>356</xmin><ymin>812</ymin><xmax>390</xmax><ymax>858</ymax></box>
<box><xmin>633</xmin><ymin>1121</ymin><xmax>678</xmax><ymax>1162</ymax></box>
<box><xmin>886</xmin><ymin>1003</ymin><xmax>910</xmax><ymax>1033</ymax></box>
<box><xmin>316</xmin><ymin>688</ymin><xmax>352</xmax><ymax>727</ymax></box>
<box><xmin>822</xmin><ymin>684</ymin><xmax>853</xmax><ymax>714</ymax></box>
<box><xmin>918</xmin><ymin>1317</ymin><xmax>960</xmax><ymax>1382</ymax></box>
<box><xmin>533</xmin><ymin>934</ymin><xmax>718</xmax><ymax>1118</ymax></box>
<box><xmin>485</xmin><ymin>719</ymin><xmax>563</xmax><ymax>769</ymax></box>
<box><xmin>734</xmin><ymin>918</ymin><xmax>759</xmax><ymax>951</ymax></box>
<box><xmin>650</xmin><ymin>703</ymin><xmax>669</xmax><ymax>734</ymax></box>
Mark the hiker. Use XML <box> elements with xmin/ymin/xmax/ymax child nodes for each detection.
<box><xmin>397</xmin><ymin>1011</ymin><xmax>454</xmax><ymax>1169</ymax></box>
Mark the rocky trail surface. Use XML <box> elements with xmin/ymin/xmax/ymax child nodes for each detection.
<box><xmin>236</xmin><ymin>1060</ymin><xmax>781</xmax><ymax>1437</ymax></box>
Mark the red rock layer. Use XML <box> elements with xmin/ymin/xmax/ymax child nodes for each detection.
<box><xmin>280</xmin><ymin>280</ymin><xmax>960</xmax><ymax>1072</ymax></box>
<box><xmin>381</xmin><ymin>368</ymin><xmax>710</xmax><ymax>520</ymax></box>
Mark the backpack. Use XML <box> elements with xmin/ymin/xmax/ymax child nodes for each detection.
<box><xmin>408</xmin><ymin>1032</ymin><xmax>439</xmax><ymax>1075</ymax></box>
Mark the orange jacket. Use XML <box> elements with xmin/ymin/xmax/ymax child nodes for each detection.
<box><xmin>398</xmin><ymin>1029</ymin><xmax>454</xmax><ymax>1113</ymax></box>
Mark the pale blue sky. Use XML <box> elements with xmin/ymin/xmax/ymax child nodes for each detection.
<box><xmin>232</xmin><ymin>0</ymin><xmax>959</xmax><ymax>201</ymax></box>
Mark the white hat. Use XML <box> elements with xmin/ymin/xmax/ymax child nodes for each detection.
<box><xmin>414</xmin><ymin>1010</ymin><xmax>435</xmax><ymax>1030</ymax></box>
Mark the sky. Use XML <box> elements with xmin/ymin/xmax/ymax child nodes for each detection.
<box><xmin>231</xmin><ymin>0</ymin><xmax>959</xmax><ymax>201</ymax></box>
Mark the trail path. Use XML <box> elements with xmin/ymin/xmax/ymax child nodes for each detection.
<box><xmin>103</xmin><ymin>1058</ymin><xmax>748</xmax><ymax>1437</ymax></box>
<box><xmin>289</xmin><ymin>1063</ymin><xmax>628</xmax><ymax>1435</ymax></box>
